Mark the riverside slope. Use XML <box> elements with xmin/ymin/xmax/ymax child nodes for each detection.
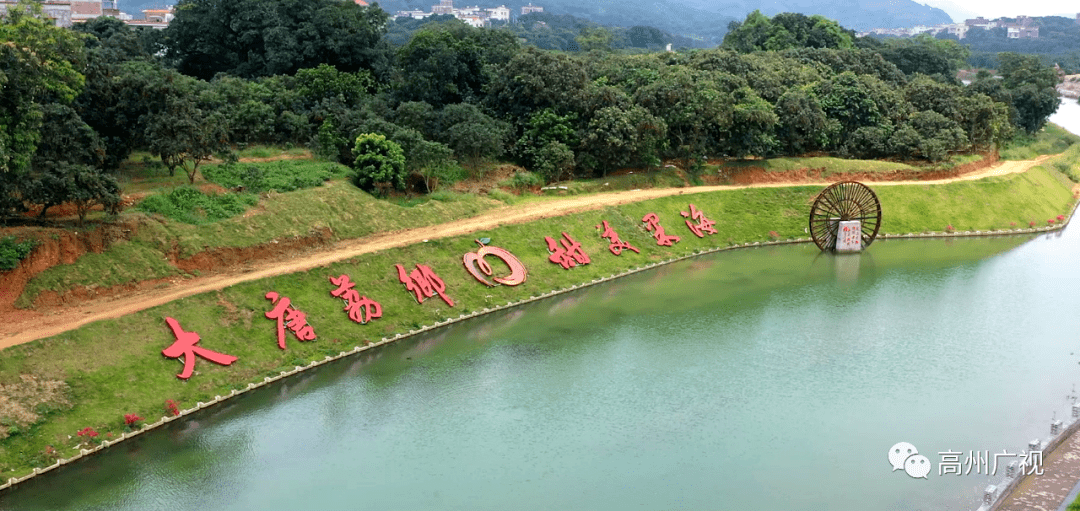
<box><xmin>0</xmin><ymin>155</ymin><xmax>1054</xmax><ymax>351</ymax></box>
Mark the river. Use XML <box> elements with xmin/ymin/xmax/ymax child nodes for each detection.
<box><xmin>1</xmin><ymin>99</ymin><xmax>1079</xmax><ymax>511</ymax></box>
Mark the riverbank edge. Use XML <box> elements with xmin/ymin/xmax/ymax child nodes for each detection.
<box><xmin>1</xmin><ymin>183</ymin><xmax>1078</xmax><ymax>496</ymax></box>
<box><xmin>979</xmin><ymin>186</ymin><xmax>1080</xmax><ymax>511</ymax></box>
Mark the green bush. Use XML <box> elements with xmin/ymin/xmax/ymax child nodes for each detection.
<box><xmin>201</xmin><ymin>160</ymin><xmax>349</xmax><ymax>192</ymax></box>
<box><xmin>0</xmin><ymin>236</ymin><xmax>36</xmax><ymax>271</ymax></box>
<box><xmin>431</xmin><ymin>161</ymin><xmax>469</xmax><ymax>187</ymax></box>
<box><xmin>352</xmin><ymin>133</ymin><xmax>406</xmax><ymax>195</ymax></box>
<box><xmin>135</xmin><ymin>187</ymin><xmax>258</xmax><ymax>224</ymax></box>
<box><xmin>500</xmin><ymin>171</ymin><xmax>544</xmax><ymax>191</ymax></box>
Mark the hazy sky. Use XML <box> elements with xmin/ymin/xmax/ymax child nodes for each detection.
<box><xmin>923</xmin><ymin>0</ymin><xmax>1077</xmax><ymax>22</ymax></box>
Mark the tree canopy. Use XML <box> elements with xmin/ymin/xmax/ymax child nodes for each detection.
<box><xmin>723</xmin><ymin>11</ymin><xmax>855</xmax><ymax>53</ymax></box>
<box><xmin>164</xmin><ymin>0</ymin><xmax>393</xmax><ymax>80</ymax></box>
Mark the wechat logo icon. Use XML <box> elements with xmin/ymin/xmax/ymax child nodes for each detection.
<box><xmin>889</xmin><ymin>442</ymin><xmax>931</xmax><ymax>479</ymax></box>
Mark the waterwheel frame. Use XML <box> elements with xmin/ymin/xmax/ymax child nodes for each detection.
<box><xmin>809</xmin><ymin>181</ymin><xmax>882</xmax><ymax>251</ymax></box>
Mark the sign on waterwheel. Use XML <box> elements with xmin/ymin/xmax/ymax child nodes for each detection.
<box><xmin>809</xmin><ymin>181</ymin><xmax>882</xmax><ymax>252</ymax></box>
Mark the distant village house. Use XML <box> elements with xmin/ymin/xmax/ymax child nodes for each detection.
<box><xmin>859</xmin><ymin>13</ymin><xmax>1049</xmax><ymax>40</ymax></box>
<box><xmin>395</xmin><ymin>0</ymin><xmax>516</xmax><ymax>27</ymax></box>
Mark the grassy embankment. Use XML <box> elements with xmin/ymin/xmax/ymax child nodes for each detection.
<box><xmin>1000</xmin><ymin>123</ymin><xmax>1080</xmax><ymax>160</ymax></box>
<box><xmin>0</xmin><ymin>148</ymin><xmax>1077</xmax><ymax>479</ymax></box>
<box><xmin>15</xmin><ymin>162</ymin><xmax>504</xmax><ymax>308</ymax></box>
<box><xmin>17</xmin><ymin>123</ymin><xmax>1079</xmax><ymax>308</ymax></box>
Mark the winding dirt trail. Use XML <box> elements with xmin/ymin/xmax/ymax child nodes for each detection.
<box><xmin>0</xmin><ymin>155</ymin><xmax>1053</xmax><ymax>351</ymax></box>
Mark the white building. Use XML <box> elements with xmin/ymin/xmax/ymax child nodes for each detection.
<box><xmin>124</xmin><ymin>6</ymin><xmax>173</xmax><ymax>29</ymax></box>
<box><xmin>395</xmin><ymin>9</ymin><xmax>432</xmax><ymax>19</ymax></box>
<box><xmin>459</xmin><ymin>14</ymin><xmax>484</xmax><ymax>27</ymax></box>
<box><xmin>432</xmin><ymin>0</ymin><xmax>453</xmax><ymax>14</ymax></box>
<box><xmin>0</xmin><ymin>0</ymin><xmax>73</xmax><ymax>26</ymax></box>
<box><xmin>485</xmin><ymin>5</ymin><xmax>509</xmax><ymax>20</ymax></box>
<box><xmin>946</xmin><ymin>23</ymin><xmax>968</xmax><ymax>38</ymax></box>
<box><xmin>69</xmin><ymin>0</ymin><xmax>101</xmax><ymax>23</ymax></box>
<box><xmin>521</xmin><ymin>2</ymin><xmax>542</xmax><ymax>14</ymax></box>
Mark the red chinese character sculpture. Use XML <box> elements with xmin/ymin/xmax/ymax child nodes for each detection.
<box><xmin>597</xmin><ymin>220</ymin><xmax>640</xmax><ymax>256</ymax></box>
<box><xmin>642</xmin><ymin>213</ymin><xmax>681</xmax><ymax>246</ymax></box>
<box><xmin>161</xmin><ymin>317</ymin><xmax>237</xmax><ymax>380</ymax></box>
<box><xmin>545</xmin><ymin>232</ymin><xmax>590</xmax><ymax>269</ymax></box>
<box><xmin>396</xmin><ymin>264</ymin><xmax>454</xmax><ymax>307</ymax></box>
<box><xmin>265</xmin><ymin>291</ymin><xmax>317</xmax><ymax>350</ymax></box>
<box><xmin>329</xmin><ymin>274</ymin><xmax>383</xmax><ymax>324</ymax></box>
<box><xmin>463</xmin><ymin>240</ymin><xmax>528</xmax><ymax>286</ymax></box>
<box><xmin>680</xmin><ymin>204</ymin><xmax>717</xmax><ymax>238</ymax></box>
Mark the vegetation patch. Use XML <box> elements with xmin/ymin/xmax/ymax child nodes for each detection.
<box><xmin>0</xmin><ymin>236</ymin><xmax>36</xmax><ymax>271</ymax></box>
<box><xmin>14</xmin><ymin>239</ymin><xmax>182</xmax><ymax>309</ymax></box>
<box><xmin>1000</xmin><ymin>123</ymin><xmax>1080</xmax><ymax>160</ymax></box>
<box><xmin>16</xmin><ymin>183</ymin><xmax>503</xmax><ymax>307</ymax></box>
<box><xmin>1040</xmin><ymin>144</ymin><xmax>1080</xmax><ymax>183</ymax></box>
<box><xmin>876</xmin><ymin>166</ymin><xmax>1075</xmax><ymax>233</ymax></box>
<box><xmin>135</xmin><ymin>187</ymin><xmax>259</xmax><ymax>225</ymax></box>
<box><xmin>0</xmin><ymin>375</ymin><xmax>71</xmax><ymax>441</ymax></box>
<box><xmin>201</xmin><ymin>160</ymin><xmax>350</xmax><ymax>192</ymax></box>
<box><xmin>233</xmin><ymin>146</ymin><xmax>310</xmax><ymax>160</ymax></box>
<box><xmin>711</xmin><ymin>156</ymin><xmax>917</xmax><ymax>178</ymax></box>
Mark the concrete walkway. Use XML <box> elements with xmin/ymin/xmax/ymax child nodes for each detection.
<box><xmin>996</xmin><ymin>432</ymin><xmax>1080</xmax><ymax>511</ymax></box>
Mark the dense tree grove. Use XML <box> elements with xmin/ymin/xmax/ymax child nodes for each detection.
<box><xmin>0</xmin><ymin>4</ymin><xmax>1064</xmax><ymax>220</ymax></box>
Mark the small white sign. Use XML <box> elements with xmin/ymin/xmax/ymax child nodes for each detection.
<box><xmin>836</xmin><ymin>220</ymin><xmax>862</xmax><ymax>252</ymax></box>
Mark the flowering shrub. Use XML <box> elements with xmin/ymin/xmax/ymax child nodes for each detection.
<box><xmin>1057</xmin><ymin>215</ymin><xmax>1066</xmax><ymax>221</ymax></box>
<box><xmin>76</xmin><ymin>427</ymin><xmax>97</xmax><ymax>438</ymax></box>
<box><xmin>1048</xmin><ymin>219</ymin><xmax>1055</xmax><ymax>225</ymax></box>
<box><xmin>768</xmin><ymin>230</ymin><xmax>779</xmax><ymax>239</ymax></box>
<box><xmin>1029</xmin><ymin>221</ymin><xmax>1037</xmax><ymax>227</ymax></box>
<box><xmin>1010</xmin><ymin>222</ymin><xmax>1017</xmax><ymax>227</ymax></box>
<box><xmin>165</xmin><ymin>399</ymin><xmax>180</xmax><ymax>416</ymax></box>
<box><xmin>124</xmin><ymin>414</ymin><xmax>143</xmax><ymax>427</ymax></box>
<box><xmin>945</xmin><ymin>225</ymin><xmax>954</xmax><ymax>232</ymax></box>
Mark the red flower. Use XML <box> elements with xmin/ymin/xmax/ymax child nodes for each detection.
<box><xmin>165</xmin><ymin>399</ymin><xmax>180</xmax><ymax>416</ymax></box>
<box><xmin>1057</xmin><ymin>215</ymin><xmax>1066</xmax><ymax>221</ymax></box>
<box><xmin>946</xmin><ymin>225</ymin><xmax>954</xmax><ymax>231</ymax></box>
<box><xmin>1029</xmin><ymin>221</ymin><xmax>1037</xmax><ymax>227</ymax></box>
<box><xmin>1010</xmin><ymin>222</ymin><xmax>1017</xmax><ymax>227</ymax></box>
<box><xmin>124</xmin><ymin>414</ymin><xmax>143</xmax><ymax>426</ymax></box>
<box><xmin>1048</xmin><ymin>219</ymin><xmax>1055</xmax><ymax>225</ymax></box>
<box><xmin>768</xmin><ymin>230</ymin><xmax>779</xmax><ymax>238</ymax></box>
<box><xmin>76</xmin><ymin>427</ymin><xmax>99</xmax><ymax>438</ymax></box>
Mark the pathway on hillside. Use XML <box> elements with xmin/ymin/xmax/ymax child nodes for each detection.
<box><xmin>0</xmin><ymin>154</ymin><xmax>1053</xmax><ymax>351</ymax></box>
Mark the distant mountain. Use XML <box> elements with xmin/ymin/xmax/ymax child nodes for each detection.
<box><xmin>117</xmin><ymin>0</ymin><xmax>952</xmax><ymax>45</ymax></box>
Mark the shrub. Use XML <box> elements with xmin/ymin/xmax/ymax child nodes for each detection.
<box><xmin>531</xmin><ymin>141</ymin><xmax>576</xmax><ymax>183</ymax></box>
<box><xmin>0</xmin><ymin>236</ymin><xmax>35</xmax><ymax>271</ymax></box>
<box><xmin>123</xmin><ymin>413</ymin><xmax>143</xmax><ymax>427</ymax></box>
<box><xmin>352</xmin><ymin>133</ymin><xmax>406</xmax><ymax>195</ymax></box>
<box><xmin>502</xmin><ymin>171</ymin><xmax>544</xmax><ymax>191</ymax></box>
<box><xmin>136</xmin><ymin>187</ymin><xmax>258</xmax><ymax>224</ymax></box>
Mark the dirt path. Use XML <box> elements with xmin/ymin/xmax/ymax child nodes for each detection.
<box><xmin>0</xmin><ymin>155</ymin><xmax>1053</xmax><ymax>351</ymax></box>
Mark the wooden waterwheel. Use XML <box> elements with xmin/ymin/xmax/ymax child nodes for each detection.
<box><xmin>809</xmin><ymin>181</ymin><xmax>882</xmax><ymax>251</ymax></box>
